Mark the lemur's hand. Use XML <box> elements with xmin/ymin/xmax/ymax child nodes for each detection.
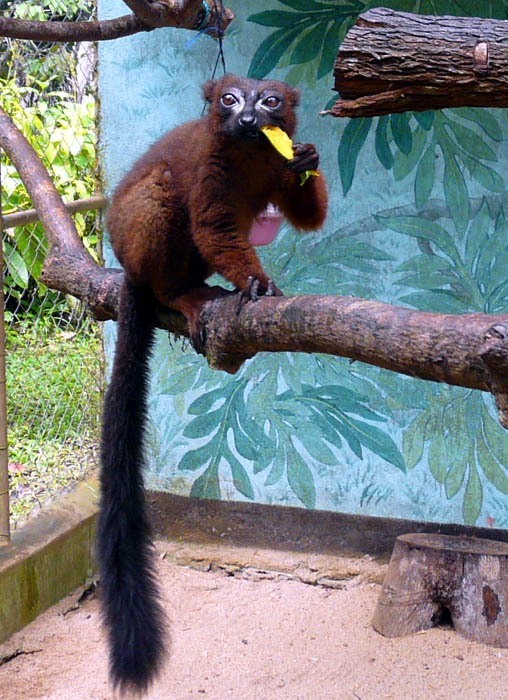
<box><xmin>288</xmin><ymin>142</ymin><xmax>319</xmax><ymax>174</ymax></box>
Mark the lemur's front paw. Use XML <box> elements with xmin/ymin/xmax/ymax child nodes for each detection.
<box><xmin>236</xmin><ymin>276</ymin><xmax>283</xmax><ymax>314</ymax></box>
<box><xmin>288</xmin><ymin>142</ymin><xmax>319</xmax><ymax>174</ymax></box>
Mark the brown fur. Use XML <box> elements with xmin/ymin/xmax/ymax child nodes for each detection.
<box><xmin>106</xmin><ymin>74</ymin><xmax>328</xmax><ymax>335</ymax></box>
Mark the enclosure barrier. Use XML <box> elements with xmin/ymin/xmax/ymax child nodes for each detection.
<box><xmin>0</xmin><ymin>192</ymin><xmax>106</xmax><ymax>542</ymax></box>
<box><xmin>0</xmin><ymin>159</ymin><xmax>8</xmax><ymax>545</ymax></box>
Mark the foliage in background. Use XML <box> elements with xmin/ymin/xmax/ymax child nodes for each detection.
<box><xmin>6</xmin><ymin>320</ymin><xmax>102</xmax><ymax>520</ymax></box>
<box><xmin>1</xmin><ymin>0</ymin><xmax>101</xmax><ymax>521</ymax></box>
<box><xmin>1</xmin><ymin>0</ymin><xmax>96</xmax><ymax>323</ymax></box>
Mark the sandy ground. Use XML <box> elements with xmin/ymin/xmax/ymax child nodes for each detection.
<box><xmin>1</xmin><ymin>545</ymin><xmax>507</xmax><ymax>700</ymax></box>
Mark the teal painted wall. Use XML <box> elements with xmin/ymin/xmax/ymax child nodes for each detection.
<box><xmin>99</xmin><ymin>0</ymin><xmax>508</xmax><ymax>528</ymax></box>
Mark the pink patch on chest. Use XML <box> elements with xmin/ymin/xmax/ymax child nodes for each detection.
<box><xmin>248</xmin><ymin>204</ymin><xmax>283</xmax><ymax>246</ymax></box>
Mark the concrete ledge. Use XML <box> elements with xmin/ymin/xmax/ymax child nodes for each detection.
<box><xmin>0</xmin><ymin>476</ymin><xmax>99</xmax><ymax>643</ymax></box>
<box><xmin>147</xmin><ymin>491</ymin><xmax>508</xmax><ymax>559</ymax></box>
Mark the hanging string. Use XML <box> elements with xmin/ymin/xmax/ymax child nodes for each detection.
<box><xmin>187</xmin><ymin>0</ymin><xmax>227</xmax><ymax>77</ymax></box>
<box><xmin>210</xmin><ymin>0</ymin><xmax>227</xmax><ymax>78</ymax></box>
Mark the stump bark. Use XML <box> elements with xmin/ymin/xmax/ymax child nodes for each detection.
<box><xmin>372</xmin><ymin>533</ymin><xmax>508</xmax><ymax>647</ymax></box>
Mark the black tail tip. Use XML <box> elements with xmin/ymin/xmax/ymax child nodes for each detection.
<box><xmin>110</xmin><ymin>644</ymin><xmax>166</xmax><ymax>696</ymax></box>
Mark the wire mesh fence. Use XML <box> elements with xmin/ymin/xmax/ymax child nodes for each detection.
<box><xmin>0</xmin><ymin>0</ymin><xmax>103</xmax><ymax>528</ymax></box>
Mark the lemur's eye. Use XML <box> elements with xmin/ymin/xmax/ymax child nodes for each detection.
<box><xmin>263</xmin><ymin>95</ymin><xmax>281</xmax><ymax>109</ymax></box>
<box><xmin>221</xmin><ymin>93</ymin><xmax>238</xmax><ymax>107</ymax></box>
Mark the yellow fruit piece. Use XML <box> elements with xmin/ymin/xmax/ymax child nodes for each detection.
<box><xmin>260</xmin><ymin>125</ymin><xmax>319</xmax><ymax>187</ymax></box>
<box><xmin>260</xmin><ymin>125</ymin><xmax>294</xmax><ymax>160</ymax></box>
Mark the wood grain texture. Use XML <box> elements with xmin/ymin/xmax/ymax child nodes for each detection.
<box><xmin>330</xmin><ymin>8</ymin><xmax>508</xmax><ymax>117</ymax></box>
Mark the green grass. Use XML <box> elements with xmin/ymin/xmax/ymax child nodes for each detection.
<box><xmin>5</xmin><ymin>319</ymin><xmax>103</xmax><ymax>521</ymax></box>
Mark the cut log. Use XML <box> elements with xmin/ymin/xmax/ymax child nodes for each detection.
<box><xmin>372</xmin><ymin>533</ymin><xmax>508</xmax><ymax>647</ymax></box>
<box><xmin>329</xmin><ymin>8</ymin><xmax>508</xmax><ymax>118</ymax></box>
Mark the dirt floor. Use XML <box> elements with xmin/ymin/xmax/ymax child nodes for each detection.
<box><xmin>1</xmin><ymin>542</ymin><xmax>507</xmax><ymax>700</ymax></box>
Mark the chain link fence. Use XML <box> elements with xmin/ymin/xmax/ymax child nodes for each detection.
<box><xmin>0</xmin><ymin>0</ymin><xmax>103</xmax><ymax>530</ymax></box>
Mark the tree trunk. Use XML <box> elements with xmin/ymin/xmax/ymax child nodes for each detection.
<box><xmin>372</xmin><ymin>533</ymin><xmax>508</xmax><ymax>647</ymax></box>
<box><xmin>329</xmin><ymin>8</ymin><xmax>508</xmax><ymax>118</ymax></box>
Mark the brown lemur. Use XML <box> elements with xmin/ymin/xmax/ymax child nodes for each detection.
<box><xmin>98</xmin><ymin>74</ymin><xmax>328</xmax><ymax>693</ymax></box>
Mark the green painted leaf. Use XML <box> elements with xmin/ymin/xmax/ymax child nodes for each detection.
<box><xmin>402</xmin><ymin>414</ymin><xmax>428</xmax><ymax>468</ymax></box>
<box><xmin>277</xmin><ymin>0</ymin><xmax>331</xmax><ymax>9</ymax></box>
<box><xmin>235</xmin><ymin>413</ymin><xmax>274</xmax><ymax>463</ymax></box>
<box><xmin>228</xmin><ymin>451</ymin><xmax>255</xmax><ymax>499</ymax></box>
<box><xmin>393</xmin><ymin>126</ymin><xmax>427</xmax><ymax>181</ymax></box>
<box><xmin>479</xmin><ymin>410</ymin><xmax>508</xmax><ymax>490</ymax></box>
<box><xmin>396</xmin><ymin>253</ymin><xmax>450</xmax><ymax>275</ymax></box>
<box><xmin>414</xmin><ymin>111</ymin><xmax>434</xmax><ymax>130</ymax></box>
<box><xmin>248</xmin><ymin>10</ymin><xmax>307</xmax><ymax>27</ymax></box>
<box><xmin>398</xmin><ymin>290</ymin><xmax>470</xmax><ymax>314</ymax></box>
<box><xmin>445</xmin><ymin>458</ymin><xmax>467</xmax><ymax>499</ymax></box>
<box><xmin>188</xmin><ymin>386</ymin><xmax>230</xmax><ymax>414</ymax></box>
<box><xmin>395</xmin><ymin>269</ymin><xmax>458</xmax><ymax>290</ymax></box>
<box><xmin>390</xmin><ymin>113</ymin><xmax>413</xmax><ymax>155</ymax></box>
<box><xmin>300</xmin><ymin>431</ymin><xmax>338</xmax><ymax>465</ymax></box>
<box><xmin>342</xmin><ymin>415</ymin><xmax>406</xmax><ymax>472</ymax></box>
<box><xmin>378</xmin><ymin>215</ymin><xmax>460</xmax><ymax>261</ymax></box>
<box><xmin>414</xmin><ymin>145</ymin><xmax>436</xmax><ymax>208</ymax></box>
<box><xmin>290</xmin><ymin>21</ymin><xmax>325</xmax><ymax>65</ymax></box>
<box><xmin>465</xmin><ymin>198</ymin><xmax>491</xmax><ymax>272</ymax></box>
<box><xmin>308</xmin><ymin>405</ymin><xmax>349</xmax><ymax>447</ymax></box>
<box><xmin>247</xmin><ymin>369</ymin><xmax>277</xmax><ymax>413</ymax></box>
<box><xmin>190</xmin><ymin>464</ymin><xmax>221</xmax><ymax>499</ymax></box>
<box><xmin>375</xmin><ymin>116</ymin><xmax>393</xmax><ymax>169</ymax></box>
<box><xmin>443</xmin><ymin>153</ymin><xmax>470</xmax><ymax>235</ymax></box>
<box><xmin>247</xmin><ymin>26</ymin><xmax>302</xmax><ymax>79</ymax></box>
<box><xmin>487</xmin><ymin>278</ymin><xmax>508</xmax><ymax>312</ymax></box>
<box><xmin>159</xmin><ymin>363</ymin><xmax>198</xmax><ymax>395</ymax></box>
<box><xmin>458</xmin><ymin>107</ymin><xmax>503</xmax><ymax>142</ymax></box>
<box><xmin>287</xmin><ymin>446</ymin><xmax>316</xmax><ymax>508</ymax></box>
<box><xmin>265</xmin><ymin>456</ymin><xmax>285</xmax><ymax>487</ymax></box>
<box><xmin>178</xmin><ymin>444</ymin><xmax>213</xmax><ymax>472</ymax></box>
<box><xmin>445</xmin><ymin>120</ymin><xmax>498</xmax><ymax>161</ymax></box>
<box><xmin>317</xmin><ymin>19</ymin><xmax>342</xmax><ymax>80</ymax></box>
<box><xmin>338</xmin><ymin>117</ymin><xmax>372</xmax><ymax>195</ymax></box>
<box><xmin>463</xmin><ymin>462</ymin><xmax>482</xmax><ymax>525</ymax></box>
<box><xmin>467</xmin><ymin>158</ymin><xmax>505</xmax><ymax>193</ymax></box>
<box><xmin>477</xmin><ymin>431</ymin><xmax>508</xmax><ymax>494</ymax></box>
<box><xmin>324</xmin><ymin>412</ymin><xmax>363</xmax><ymax>458</ymax></box>
<box><xmin>428</xmin><ymin>433</ymin><xmax>448</xmax><ymax>483</ymax></box>
<box><xmin>183</xmin><ymin>409</ymin><xmax>223</xmax><ymax>438</ymax></box>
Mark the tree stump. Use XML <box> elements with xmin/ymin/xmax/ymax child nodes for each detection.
<box><xmin>372</xmin><ymin>533</ymin><xmax>508</xmax><ymax>647</ymax></box>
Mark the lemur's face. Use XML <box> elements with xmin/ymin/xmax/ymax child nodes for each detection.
<box><xmin>204</xmin><ymin>75</ymin><xmax>299</xmax><ymax>141</ymax></box>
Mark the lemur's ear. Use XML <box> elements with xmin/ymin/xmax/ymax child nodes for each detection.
<box><xmin>202</xmin><ymin>80</ymin><xmax>217</xmax><ymax>103</ymax></box>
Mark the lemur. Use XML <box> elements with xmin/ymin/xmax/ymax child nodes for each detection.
<box><xmin>98</xmin><ymin>74</ymin><xmax>328</xmax><ymax>693</ymax></box>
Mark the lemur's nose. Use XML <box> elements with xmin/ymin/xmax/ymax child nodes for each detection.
<box><xmin>239</xmin><ymin>113</ymin><xmax>257</xmax><ymax>127</ymax></box>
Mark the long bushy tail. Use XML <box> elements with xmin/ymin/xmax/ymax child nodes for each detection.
<box><xmin>97</xmin><ymin>279</ymin><xmax>166</xmax><ymax>693</ymax></box>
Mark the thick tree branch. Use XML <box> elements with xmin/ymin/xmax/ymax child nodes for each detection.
<box><xmin>2</xmin><ymin>104</ymin><xmax>508</xmax><ymax>425</ymax></box>
<box><xmin>0</xmin><ymin>0</ymin><xmax>233</xmax><ymax>43</ymax></box>
<box><xmin>198</xmin><ymin>294</ymin><xmax>508</xmax><ymax>427</ymax></box>
<box><xmin>327</xmin><ymin>7</ymin><xmax>508</xmax><ymax>118</ymax></box>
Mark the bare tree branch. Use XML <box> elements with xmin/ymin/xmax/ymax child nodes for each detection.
<box><xmin>0</xmin><ymin>14</ymin><xmax>146</xmax><ymax>42</ymax></box>
<box><xmin>327</xmin><ymin>7</ymin><xmax>508</xmax><ymax>118</ymax></box>
<box><xmin>0</xmin><ymin>0</ymin><xmax>233</xmax><ymax>43</ymax></box>
<box><xmin>2</xmin><ymin>102</ymin><xmax>508</xmax><ymax>426</ymax></box>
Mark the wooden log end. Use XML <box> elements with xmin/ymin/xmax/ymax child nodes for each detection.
<box><xmin>373</xmin><ymin>533</ymin><xmax>508</xmax><ymax>647</ymax></box>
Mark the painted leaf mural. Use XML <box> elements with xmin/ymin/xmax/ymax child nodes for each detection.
<box><xmin>100</xmin><ymin>0</ymin><xmax>508</xmax><ymax>528</ymax></box>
